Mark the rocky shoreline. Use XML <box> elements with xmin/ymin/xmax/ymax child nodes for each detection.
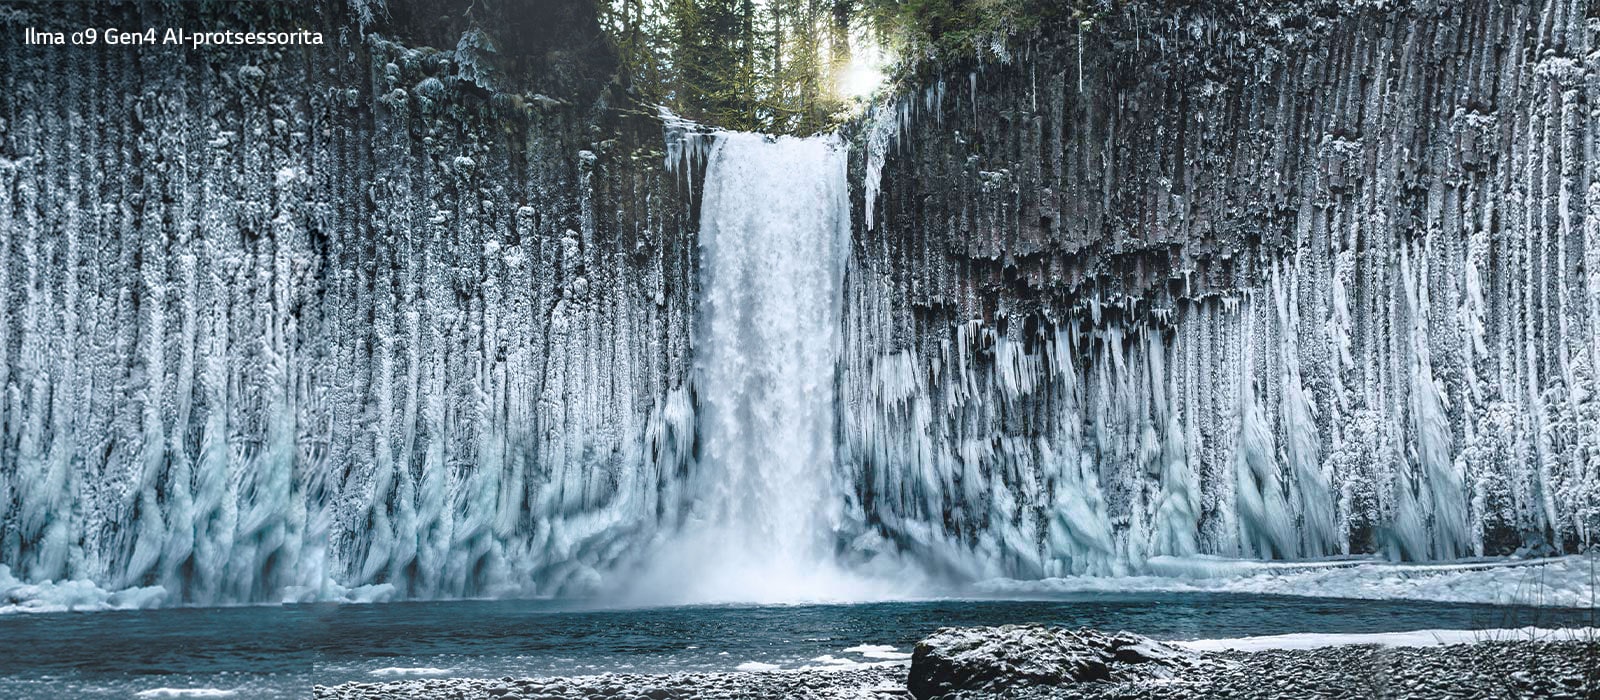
<box><xmin>315</xmin><ymin>626</ymin><xmax>1600</xmax><ymax>699</ymax></box>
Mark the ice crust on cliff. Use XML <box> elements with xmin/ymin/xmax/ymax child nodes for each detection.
<box><xmin>838</xmin><ymin>0</ymin><xmax>1600</xmax><ymax>588</ymax></box>
<box><xmin>1</xmin><ymin>0</ymin><xmax>1597</xmax><ymax>609</ymax></box>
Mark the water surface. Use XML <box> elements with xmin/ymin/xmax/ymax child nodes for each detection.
<box><xmin>0</xmin><ymin>592</ymin><xmax>1589</xmax><ymax>698</ymax></box>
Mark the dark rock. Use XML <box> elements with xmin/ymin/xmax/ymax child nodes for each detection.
<box><xmin>906</xmin><ymin>625</ymin><xmax>1205</xmax><ymax>699</ymax></box>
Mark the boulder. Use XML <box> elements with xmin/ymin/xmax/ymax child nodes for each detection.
<box><xmin>907</xmin><ymin>625</ymin><xmax>1205</xmax><ymax>699</ymax></box>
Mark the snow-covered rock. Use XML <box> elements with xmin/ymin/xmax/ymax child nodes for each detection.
<box><xmin>907</xmin><ymin>625</ymin><xmax>1209</xmax><ymax>698</ymax></box>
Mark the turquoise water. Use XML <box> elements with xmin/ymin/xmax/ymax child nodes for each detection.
<box><xmin>0</xmin><ymin>593</ymin><xmax>1589</xmax><ymax>698</ymax></box>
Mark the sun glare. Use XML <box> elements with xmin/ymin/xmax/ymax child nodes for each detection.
<box><xmin>840</xmin><ymin>33</ymin><xmax>888</xmax><ymax>100</ymax></box>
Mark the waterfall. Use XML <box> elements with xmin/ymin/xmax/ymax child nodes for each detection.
<box><xmin>623</xmin><ymin>131</ymin><xmax>896</xmax><ymax>604</ymax></box>
<box><xmin>697</xmin><ymin>132</ymin><xmax>849</xmax><ymax>562</ymax></box>
<box><xmin>2</xmin><ymin>0</ymin><xmax>1595</xmax><ymax>613</ymax></box>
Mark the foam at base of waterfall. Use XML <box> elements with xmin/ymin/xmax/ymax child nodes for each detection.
<box><xmin>278</xmin><ymin>580</ymin><xmax>398</xmax><ymax>605</ymax></box>
<box><xmin>974</xmin><ymin>554</ymin><xmax>1600</xmax><ymax>608</ymax></box>
<box><xmin>629</xmin><ymin>129</ymin><xmax>897</xmax><ymax>605</ymax></box>
<box><xmin>614</xmin><ymin>516</ymin><xmax>928</xmax><ymax>606</ymax></box>
<box><xmin>625</xmin><ymin>564</ymin><xmax>895</xmax><ymax>607</ymax></box>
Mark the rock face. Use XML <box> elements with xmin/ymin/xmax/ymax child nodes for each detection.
<box><xmin>906</xmin><ymin>625</ymin><xmax>1205</xmax><ymax>698</ymax></box>
<box><xmin>839</xmin><ymin>0</ymin><xmax>1600</xmax><ymax>580</ymax></box>
<box><xmin>0</xmin><ymin>0</ymin><xmax>700</xmax><ymax>604</ymax></box>
<box><xmin>1</xmin><ymin>0</ymin><xmax>1597</xmax><ymax>608</ymax></box>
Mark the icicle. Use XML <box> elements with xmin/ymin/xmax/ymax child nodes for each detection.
<box><xmin>863</xmin><ymin>98</ymin><xmax>900</xmax><ymax>232</ymax></box>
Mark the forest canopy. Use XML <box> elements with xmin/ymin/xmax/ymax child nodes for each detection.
<box><xmin>596</xmin><ymin>0</ymin><xmax>1094</xmax><ymax>133</ymax></box>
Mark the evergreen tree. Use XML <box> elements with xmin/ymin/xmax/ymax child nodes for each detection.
<box><xmin>600</xmin><ymin>0</ymin><xmax>851</xmax><ymax>133</ymax></box>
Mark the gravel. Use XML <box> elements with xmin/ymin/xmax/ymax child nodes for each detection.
<box><xmin>970</xmin><ymin>639</ymin><xmax>1600</xmax><ymax>699</ymax></box>
<box><xmin>315</xmin><ymin>634</ymin><xmax>1600</xmax><ymax>699</ymax></box>
<box><xmin>315</xmin><ymin>665</ymin><xmax>908</xmax><ymax>699</ymax></box>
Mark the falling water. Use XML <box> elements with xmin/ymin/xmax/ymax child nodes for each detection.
<box><xmin>625</xmin><ymin>131</ymin><xmax>894</xmax><ymax>604</ymax></box>
<box><xmin>697</xmin><ymin>131</ymin><xmax>849</xmax><ymax>558</ymax></box>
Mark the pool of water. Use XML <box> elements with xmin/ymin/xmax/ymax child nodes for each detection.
<box><xmin>0</xmin><ymin>592</ymin><xmax>1590</xmax><ymax>698</ymax></box>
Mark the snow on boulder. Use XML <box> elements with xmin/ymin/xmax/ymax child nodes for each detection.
<box><xmin>907</xmin><ymin>625</ymin><xmax>1209</xmax><ymax>698</ymax></box>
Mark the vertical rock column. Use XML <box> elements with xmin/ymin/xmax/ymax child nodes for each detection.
<box><xmin>843</xmin><ymin>0</ymin><xmax>1600</xmax><ymax>575</ymax></box>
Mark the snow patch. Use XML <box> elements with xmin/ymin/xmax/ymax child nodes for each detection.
<box><xmin>977</xmin><ymin>555</ymin><xmax>1599</xmax><ymax>608</ymax></box>
<box><xmin>367</xmin><ymin>667</ymin><xmax>453</xmax><ymax>677</ymax></box>
<box><xmin>809</xmin><ymin>655</ymin><xmax>858</xmax><ymax>666</ymax></box>
<box><xmin>134</xmin><ymin>690</ymin><xmax>236</xmax><ymax>699</ymax></box>
<box><xmin>1178</xmin><ymin>626</ymin><xmax>1600</xmax><ymax>652</ymax></box>
<box><xmin>843</xmin><ymin>644</ymin><xmax>913</xmax><ymax>660</ymax></box>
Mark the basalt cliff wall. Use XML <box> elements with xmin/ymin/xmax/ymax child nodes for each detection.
<box><xmin>0</xmin><ymin>0</ymin><xmax>701</xmax><ymax>603</ymax></box>
<box><xmin>843</xmin><ymin>0</ymin><xmax>1600</xmax><ymax>577</ymax></box>
<box><xmin>0</xmin><ymin>0</ymin><xmax>1595</xmax><ymax>606</ymax></box>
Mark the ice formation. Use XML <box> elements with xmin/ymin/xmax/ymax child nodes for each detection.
<box><xmin>838</xmin><ymin>0</ymin><xmax>1600</xmax><ymax>585</ymax></box>
<box><xmin>837</xmin><ymin>258</ymin><xmax>1599</xmax><ymax>581</ymax></box>
<box><xmin>1</xmin><ymin>0</ymin><xmax>1597</xmax><ymax>609</ymax></box>
<box><xmin>0</xmin><ymin>29</ymin><xmax>702</xmax><ymax>607</ymax></box>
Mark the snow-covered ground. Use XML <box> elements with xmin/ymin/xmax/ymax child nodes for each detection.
<box><xmin>976</xmin><ymin>554</ymin><xmax>1600</xmax><ymax>608</ymax></box>
<box><xmin>0</xmin><ymin>563</ymin><xmax>395</xmax><ymax>615</ymax></box>
<box><xmin>1177</xmin><ymin>626</ymin><xmax>1600</xmax><ymax>652</ymax></box>
<box><xmin>6</xmin><ymin>554</ymin><xmax>1596</xmax><ymax>614</ymax></box>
